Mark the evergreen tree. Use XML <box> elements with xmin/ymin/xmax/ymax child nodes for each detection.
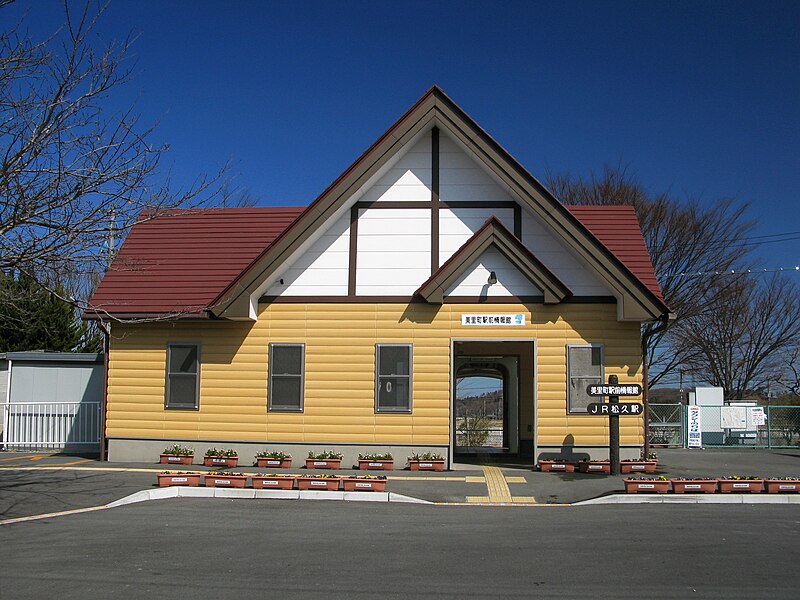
<box><xmin>0</xmin><ymin>272</ymin><xmax>101</xmax><ymax>352</ymax></box>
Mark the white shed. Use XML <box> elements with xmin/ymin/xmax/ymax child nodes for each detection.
<box><xmin>0</xmin><ymin>352</ymin><xmax>104</xmax><ymax>451</ymax></box>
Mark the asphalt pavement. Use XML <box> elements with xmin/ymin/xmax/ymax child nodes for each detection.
<box><xmin>1</xmin><ymin>448</ymin><xmax>800</xmax><ymax>521</ymax></box>
<box><xmin>2</xmin><ymin>500</ymin><xmax>798</xmax><ymax>599</ymax></box>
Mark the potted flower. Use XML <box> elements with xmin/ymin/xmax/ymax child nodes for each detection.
<box><xmin>718</xmin><ymin>475</ymin><xmax>763</xmax><ymax>493</ymax></box>
<box><xmin>407</xmin><ymin>452</ymin><xmax>446</xmax><ymax>471</ymax></box>
<box><xmin>620</xmin><ymin>458</ymin><xmax>657</xmax><ymax>474</ymax></box>
<box><xmin>343</xmin><ymin>474</ymin><xmax>388</xmax><ymax>492</ymax></box>
<box><xmin>305</xmin><ymin>450</ymin><xmax>343</xmax><ymax>469</ymax></box>
<box><xmin>204</xmin><ymin>471</ymin><xmax>248</xmax><ymax>488</ymax></box>
<box><xmin>255</xmin><ymin>450</ymin><xmax>292</xmax><ymax>469</ymax></box>
<box><xmin>578</xmin><ymin>460</ymin><xmax>611</xmax><ymax>474</ymax></box>
<box><xmin>296</xmin><ymin>473</ymin><xmax>341</xmax><ymax>491</ymax></box>
<box><xmin>623</xmin><ymin>475</ymin><xmax>670</xmax><ymax>494</ymax></box>
<box><xmin>763</xmin><ymin>477</ymin><xmax>800</xmax><ymax>493</ymax></box>
<box><xmin>537</xmin><ymin>459</ymin><xmax>575</xmax><ymax>472</ymax></box>
<box><xmin>251</xmin><ymin>473</ymin><xmax>296</xmax><ymax>490</ymax></box>
<box><xmin>357</xmin><ymin>452</ymin><xmax>394</xmax><ymax>471</ymax></box>
<box><xmin>670</xmin><ymin>477</ymin><xmax>718</xmax><ymax>494</ymax></box>
<box><xmin>156</xmin><ymin>471</ymin><xmax>202</xmax><ymax>487</ymax></box>
<box><xmin>159</xmin><ymin>444</ymin><xmax>195</xmax><ymax>465</ymax></box>
<box><xmin>203</xmin><ymin>447</ymin><xmax>239</xmax><ymax>468</ymax></box>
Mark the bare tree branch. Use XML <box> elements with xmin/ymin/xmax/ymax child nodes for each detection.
<box><xmin>547</xmin><ymin>165</ymin><xmax>755</xmax><ymax>387</ymax></box>
<box><xmin>0</xmin><ymin>1</ymin><xmax>223</xmax><ymax>319</ymax></box>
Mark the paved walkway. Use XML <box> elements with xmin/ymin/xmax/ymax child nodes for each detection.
<box><xmin>1</xmin><ymin>448</ymin><xmax>799</xmax><ymax>523</ymax></box>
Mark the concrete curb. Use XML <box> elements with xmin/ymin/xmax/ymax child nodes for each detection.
<box><xmin>575</xmin><ymin>494</ymin><xmax>800</xmax><ymax>505</ymax></box>
<box><xmin>106</xmin><ymin>487</ymin><xmax>433</xmax><ymax>508</ymax></box>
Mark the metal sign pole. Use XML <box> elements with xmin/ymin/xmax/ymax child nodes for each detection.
<box><xmin>608</xmin><ymin>374</ymin><xmax>620</xmax><ymax>475</ymax></box>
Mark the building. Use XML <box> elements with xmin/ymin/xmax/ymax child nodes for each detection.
<box><xmin>1</xmin><ymin>351</ymin><xmax>104</xmax><ymax>451</ymax></box>
<box><xmin>88</xmin><ymin>87</ymin><xmax>667</xmax><ymax>466</ymax></box>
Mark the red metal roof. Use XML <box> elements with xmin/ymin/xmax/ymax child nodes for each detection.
<box><xmin>87</xmin><ymin>207</ymin><xmax>303</xmax><ymax>318</ymax></box>
<box><xmin>88</xmin><ymin>204</ymin><xmax>662</xmax><ymax>318</ymax></box>
<box><xmin>566</xmin><ymin>205</ymin><xmax>663</xmax><ymax>301</ymax></box>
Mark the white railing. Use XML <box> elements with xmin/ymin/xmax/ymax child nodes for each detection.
<box><xmin>2</xmin><ymin>402</ymin><xmax>101</xmax><ymax>449</ymax></box>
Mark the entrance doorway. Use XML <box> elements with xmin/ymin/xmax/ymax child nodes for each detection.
<box><xmin>454</xmin><ymin>355</ymin><xmax>519</xmax><ymax>455</ymax></box>
<box><xmin>452</xmin><ymin>340</ymin><xmax>535</xmax><ymax>464</ymax></box>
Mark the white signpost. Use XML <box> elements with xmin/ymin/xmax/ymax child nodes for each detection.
<box><xmin>687</xmin><ymin>405</ymin><xmax>702</xmax><ymax>448</ymax></box>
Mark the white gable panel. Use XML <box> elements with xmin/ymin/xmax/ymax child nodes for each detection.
<box><xmin>439</xmin><ymin>207</ymin><xmax>514</xmax><ymax>263</ymax></box>
<box><xmin>520</xmin><ymin>211</ymin><xmax>611</xmax><ymax>296</ymax></box>
<box><xmin>359</xmin><ymin>131</ymin><xmax>431</xmax><ymax>203</ymax></box>
<box><xmin>439</xmin><ymin>133</ymin><xmax>516</xmax><ymax>203</ymax></box>
<box><xmin>445</xmin><ymin>247</ymin><xmax>543</xmax><ymax>297</ymax></box>
<box><xmin>356</xmin><ymin>208</ymin><xmax>431</xmax><ymax>295</ymax></box>
<box><xmin>265</xmin><ymin>212</ymin><xmax>350</xmax><ymax>296</ymax></box>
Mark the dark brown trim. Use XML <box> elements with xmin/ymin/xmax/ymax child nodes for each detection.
<box><xmin>416</xmin><ymin>217</ymin><xmax>572</xmax><ymax>305</ymax></box>
<box><xmin>260</xmin><ymin>295</ymin><xmax>423</xmax><ymax>304</ymax></box>
<box><xmin>562</xmin><ymin>296</ymin><xmax>617</xmax><ymax>304</ymax></box>
<box><xmin>431</xmin><ymin>126</ymin><xmax>440</xmax><ymax>273</ymax></box>
<box><xmin>354</xmin><ymin>201</ymin><xmax>433</xmax><ymax>210</ymax></box>
<box><xmin>513</xmin><ymin>204</ymin><xmax>522</xmax><ymax>239</ymax></box>
<box><xmin>352</xmin><ymin>200</ymin><xmax>523</xmax><ymax>211</ymax></box>
<box><xmin>83</xmin><ymin>311</ymin><xmax>210</xmax><ymax>321</ymax></box>
<box><xmin>257</xmin><ymin>294</ymin><xmax>616</xmax><ymax>305</ymax></box>
<box><xmin>99</xmin><ymin>325</ymin><xmax>110</xmax><ymax>461</ymax></box>
<box><xmin>212</xmin><ymin>86</ymin><xmax>667</xmax><ymax>321</ymax></box>
<box><xmin>348</xmin><ymin>206</ymin><xmax>359</xmax><ymax>295</ymax></box>
<box><xmin>441</xmin><ymin>200</ymin><xmax>519</xmax><ymax>209</ymax></box>
<box><xmin>443</xmin><ymin>296</ymin><xmax>545</xmax><ymax>304</ymax></box>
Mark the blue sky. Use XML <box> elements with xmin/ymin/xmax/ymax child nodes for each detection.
<box><xmin>9</xmin><ymin>0</ymin><xmax>800</xmax><ymax>270</ymax></box>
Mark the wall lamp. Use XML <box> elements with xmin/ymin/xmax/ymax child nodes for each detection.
<box><xmin>487</xmin><ymin>271</ymin><xmax>497</xmax><ymax>285</ymax></box>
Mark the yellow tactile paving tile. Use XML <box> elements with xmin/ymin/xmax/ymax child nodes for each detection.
<box><xmin>483</xmin><ymin>466</ymin><xmax>512</xmax><ymax>499</ymax></box>
<box><xmin>505</xmin><ymin>476</ymin><xmax>527</xmax><ymax>483</ymax></box>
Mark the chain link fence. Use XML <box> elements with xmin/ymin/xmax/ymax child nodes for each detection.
<box><xmin>648</xmin><ymin>403</ymin><xmax>800</xmax><ymax>448</ymax></box>
<box><xmin>766</xmin><ymin>406</ymin><xmax>800</xmax><ymax>448</ymax></box>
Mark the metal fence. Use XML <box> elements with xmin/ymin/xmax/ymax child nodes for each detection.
<box><xmin>2</xmin><ymin>402</ymin><xmax>102</xmax><ymax>450</ymax></box>
<box><xmin>648</xmin><ymin>403</ymin><xmax>800</xmax><ymax>448</ymax></box>
<box><xmin>648</xmin><ymin>403</ymin><xmax>684</xmax><ymax>447</ymax></box>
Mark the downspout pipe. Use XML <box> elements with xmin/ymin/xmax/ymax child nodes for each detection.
<box><xmin>99</xmin><ymin>322</ymin><xmax>111</xmax><ymax>462</ymax></box>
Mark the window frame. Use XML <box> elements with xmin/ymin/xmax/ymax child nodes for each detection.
<box><xmin>566</xmin><ymin>343</ymin><xmax>604</xmax><ymax>414</ymax></box>
<box><xmin>375</xmin><ymin>343</ymin><xmax>413</xmax><ymax>414</ymax></box>
<box><xmin>268</xmin><ymin>342</ymin><xmax>305</xmax><ymax>412</ymax></box>
<box><xmin>165</xmin><ymin>342</ymin><xmax>201</xmax><ymax>410</ymax></box>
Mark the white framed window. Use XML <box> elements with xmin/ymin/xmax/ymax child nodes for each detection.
<box><xmin>269</xmin><ymin>343</ymin><xmax>305</xmax><ymax>411</ymax></box>
<box><xmin>567</xmin><ymin>344</ymin><xmax>604</xmax><ymax>414</ymax></box>
<box><xmin>375</xmin><ymin>344</ymin><xmax>412</xmax><ymax>413</ymax></box>
<box><xmin>166</xmin><ymin>343</ymin><xmax>200</xmax><ymax>410</ymax></box>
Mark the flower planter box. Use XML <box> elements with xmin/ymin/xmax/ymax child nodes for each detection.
<box><xmin>624</xmin><ymin>478</ymin><xmax>670</xmax><ymax>494</ymax></box>
<box><xmin>408</xmin><ymin>460</ymin><xmax>446</xmax><ymax>471</ymax></box>
<box><xmin>297</xmin><ymin>477</ymin><xmax>341</xmax><ymax>491</ymax></box>
<box><xmin>578</xmin><ymin>461</ymin><xmax>611</xmax><ymax>474</ymax></box>
<box><xmin>538</xmin><ymin>460</ymin><xmax>575</xmax><ymax>473</ymax></box>
<box><xmin>620</xmin><ymin>461</ymin><xmax>657</xmax><ymax>474</ymax></box>
<box><xmin>204</xmin><ymin>474</ymin><xmax>248</xmax><ymax>488</ymax></box>
<box><xmin>670</xmin><ymin>479</ymin><xmax>718</xmax><ymax>494</ymax></box>
<box><xmin>251</xmin><ymin>475</ymin><xmax>296</xmax><ymax>490</ymax></box>
<box><xmin>157</xmin><ymin>472</ymin><xmax>202</xmax><ymax>487</ymax></box>
<box><xmin>305</xmin><ymin>459</ymin><xmax>341</xmax><ymax>470</ymax></box>
<box><xmin>763</xmin><ymin>479</ymin><xmax>800</xmax><ymax>493</ymax></box>
<box><xmin>255</xmin><ymin>457</ymin><xmax>292</xmax><ymax>469</ymax></box>
<box><xmin>718</xmin><ymin>479</ymin><xmax>763</xmax><ymax>493</ymax></box>
<box><xmin>159</xmin><ymin>454</ymin><xmax>194</xmax><ymax>465</ymax></box>
<box><xmin>343</xmin><ymin>478</ymin><xmax>387</xmax><ymax>492</ymax></box>
<box><xmin>203</xmin><ymin>456</ymin><xmax>239</xmax><ymax>468</ymax></box>
<box><xmin>357</xmin><ymin>459</ymin><xmax>394</xmax><ymax>471</ymax></box>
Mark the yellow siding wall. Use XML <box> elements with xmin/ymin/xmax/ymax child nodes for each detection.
<box><xmin>106</xmin><ymin>303</ymin><xmax>643</xmax><ymax>446</ymax></box>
